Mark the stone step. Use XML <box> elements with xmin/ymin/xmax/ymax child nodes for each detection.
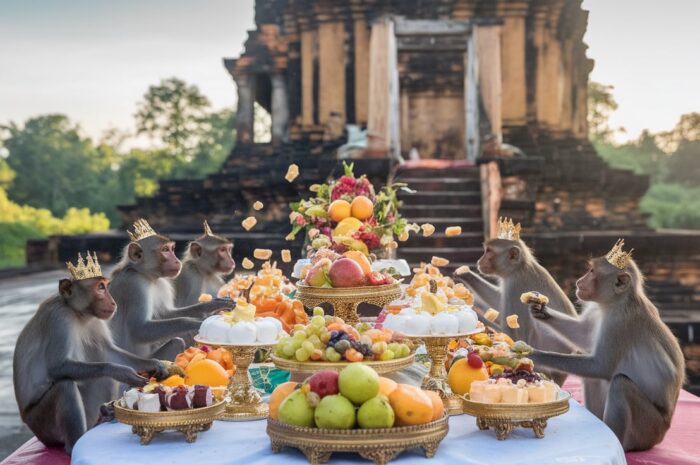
<box><xmin>398</xmin><ymin>190</ymin><xmax>482</xmax><ymax>205</ymax></box>
<box><xmin>402</xmin><ymin>232</ymin><xmax>484</xmax><ymax>248</ymax></box>
<box><xmin>404</xmin><ymin>217</ymin><xmax>484</xmax><ymax>231</ymax></box>
<box><xmin>397</xmin><ymin>247</ymin><xmax>483</xmax><ymax>263</ymax></box>
<box><xmin>395</xmin><ymin>177</ymin><xmax>481</xmax><ymax>192</ymax></box>
<box><xmin>400</xmin><ymin>204</ymin><xmax>482</xmax><ymax>218</ymax></box>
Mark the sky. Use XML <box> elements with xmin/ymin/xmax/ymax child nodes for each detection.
<box><xmin>1</xmin><ymin>0</ymin><xmax>699</xmax><ymax>144</ymax></box>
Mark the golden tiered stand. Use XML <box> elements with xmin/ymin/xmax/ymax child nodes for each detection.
<box><xmin>408</xmin><ymin>327</ymin><xmax>484</xmax><ymax>415</ymax></box>
<box><xmin>295</xmin><ymin>282</ymin><xmax>402</xmax><ymax>325</ymax></box>
<box><xmin>194</xmin><ymin>337</ymin><xmax>272</xmax><ymax>421</ymax></box>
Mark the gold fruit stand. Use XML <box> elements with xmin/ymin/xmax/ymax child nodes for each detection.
<box><xmin>295</xmin><ymin>282</ymin><xmax>402</xmax><ymax>325</ymax></box>
<box><xmin>194</xmin><ymin>337</ymin><xmax>272</xmax><ymax>421</ymax></box>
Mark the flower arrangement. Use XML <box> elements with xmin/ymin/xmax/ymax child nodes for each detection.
<box><xmin>287</xmin><ymin>162</ymin><xmax>418</xmax><ymax>256</ymax></box>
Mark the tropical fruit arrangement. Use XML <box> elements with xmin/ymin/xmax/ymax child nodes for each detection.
<box><xmin>119</xmin><ymin>382</ymin><xmax>219</xmax><ymax>412</ymax></box>
<box><xmin>274</xmin><ymin>307</ymin><xmax>413</xmax><ymax>363</ymax></box>
<box><xmin>269</xmin><ymin>363</ymin><xmax>444</xmax><ymax>429</ymax></box>
<box><xmin>287</xmin><ymin>161</ymin><xmax>418</xmax><ymax>256</ymax></box>
<box><xmin>299</xmin><ymin>246</ymin><xmax>397</xmax><ymax>288</ymax></box>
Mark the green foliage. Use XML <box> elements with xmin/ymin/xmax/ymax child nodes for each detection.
<box><xmin>640</xmin><ymin>183</ymin><xmax>700</xmax><ymax>230</ymax></box>
<box><xmin>588</xmin><ymin>81</ymin><xmax>624</xmax><ymax>143</ymax></box>
<box><xmin>0</xmin><ymin>222</ymin><xmax>42</xmax><ymax>268</ymax></box>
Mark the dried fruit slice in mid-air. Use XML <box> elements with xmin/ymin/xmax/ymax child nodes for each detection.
<box><xmin>484</xmin><ymin>308</ymin><xmax>500</xmax><ymax>322</ymax></box>
<box><xmin>398</xmin><ymin>231</ymin><xmax>409</xmax><ymax>241</ymax></box>
<box><xmin>254</xmin><ymin>249</ymin><xmax>272</xmax><ymax>260</ymax></box>
<box><xmin>253</xmin><ymin>201</ymin><xmax>264</xmax><ymax>211</ymax></box>
<box><xmin>431</xmin><ymin>256</ymin><xmax>449</xmax><ymax>267</ymax></box>
<box><xmin>281</xmin><ymin>249</ymin><xmax>292</xmax><ymax>263</ymax></box>
<box><xmin>421</xmin><ymin>223</ymin><xmax>435</xmax><ymax>237</ymax></box>
<box><xmin>506</xmin><ymin>314</ymin><xmax>520</xmax><ymax>329</ymax></box>
<box><xmin>242</xmin><ymin>258</ymin><xmax>254</xmax><ymax>270</ymax></box>
<box><xmin>454</xmin><ymin>265</ymin><xmax>470</xmax><ymax>275</ymax></box>
<box><xmin>445</xmin><ymin>226</ymin><xmax>462</xmax><ymax>236</ymax></box>
<box><xmin>285</xmin><ymin>164</ymin><xmax>299</xmax><ymax>182</ymax></box>
<box><xmin>242</xmin><ymin>216</ymin><xmax>257</xmax><ymax>231</ymax></box>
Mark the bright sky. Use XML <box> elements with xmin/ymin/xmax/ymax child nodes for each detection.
<box><xmin>1</xmin><ymin>0</ymin><xmax>698</xmax><ymax>143</ymax></box>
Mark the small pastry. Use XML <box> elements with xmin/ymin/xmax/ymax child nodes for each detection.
<box><xmin>506</xmin><ymin>314</ymin><xmax>520</xmax><ymax>329</ymax></box>
<box><xmin>484</xmin><ymin>308</ymin><xmax>500</xmax><ymax>322</ymax></box>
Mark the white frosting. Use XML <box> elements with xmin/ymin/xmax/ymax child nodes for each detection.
<box><xmin>199</xmin><ymin>315</ymin><xmax>285</xmax><ymax>344</ymax></box>
<box><xmin>388</xmin><ymin>306</ymin><xmax>479</xmax><ymax>336</ymax></box>
<box><xmin>430</xmin><ymin>313</ymin><xmax>459</xmax><ymax>335</ymax></box>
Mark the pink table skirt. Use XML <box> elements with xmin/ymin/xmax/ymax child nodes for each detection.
<box><xmin>3</xmin><ymin>376</ymin><xmax>699</xmax><ymax>465</ymax></box>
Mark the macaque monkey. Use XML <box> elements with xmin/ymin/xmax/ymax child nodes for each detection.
<box><xmin>13</xmin><ymin>253</ymin><xmax>166</xmax><ymax>454</ymax></box>
<box><xmin>174</xmin><ymin>221</ymin><xmax>235</xmax><ymax>307</ymax></box>
<box><xmin>109</xmin><ymin>219</ymin><xmax>229</xmax><ymax>359</ymax></box>
<box><xmin>528</xmin><ymin>241</ymin><xmax>685</xmax><ymax>451</ymax></box>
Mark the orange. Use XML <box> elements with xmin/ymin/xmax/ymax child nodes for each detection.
<box><xmin>350</xmin><ymin>195</ymin><xmax>374</xmax><ymax>220</ymax></box>
<box><xmin>424</xmin><ymin>390</ymin><xmax>445</xmax><ymax>421</ymax></box>
<box><xmin>161</xmin><ymin>375</ymin><xmax>185</xmax><ymax>387</ymax></box>
<box><xmin>388</xmin><ymin>384</ymin><xmax>434</xmax><ymax>426</ymax></box>
<box><xmin>343</xmin><ymin>250</ymin><xmax>373</xmax><ymax>276</ymax></box>
<box><xmin>447</xmin><ymin>358</ymin><xmax>488</xmax><ymax>395</ymax></box>
<box><xmin>184</xmin><ymin>359</ymin><xmax>230</xmax><ymax>387</ymax></box>
<box><xmin>269</xmin><ymin>382</ymin><xmax>298</xmax><ymax>420</ymax></box>
<box><xmin>378</xmin><ymin>377</ymin><xmax>398</xmax><ymax>397</ymax></box>
<box><xmin>328</xmin><ymin>199</ymin><xmax>351</xmax><ymax>222</ymax></box>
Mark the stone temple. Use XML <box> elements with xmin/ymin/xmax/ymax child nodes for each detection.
<box><xmin>27</xmin><ymin>0</ymin><xmax>700</xmax><ymax>391</ymax></box>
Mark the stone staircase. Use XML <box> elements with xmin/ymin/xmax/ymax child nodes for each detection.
<box><xmin>394</xmin><ymin>161</ymin><xmax>485</xmax><ymax>275</ymax></box>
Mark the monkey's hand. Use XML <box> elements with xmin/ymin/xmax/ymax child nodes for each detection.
<box><xmin>529</xmin><ymin>302</ymin><xmax>551</xmax><ymax>320</ymax></box>
<box><xmin>113</xmin><ymin>365</ymin><xmax>149</xmax><ymax>387</ymax></box>
<box><xmin>149</xmin><ymin>360</ymin><xmax>175</xmax><ymax>381</ymax></box>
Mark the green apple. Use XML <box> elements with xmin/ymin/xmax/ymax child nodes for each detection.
<box><xmin>357</xmin><ymin>396</ymin><xmax>395</xmax><ymax>428</ymax></box>
<box><xmin>314</xmin><ymin>395</ymin><xmax>356</xmax><ymax>429</ymax></box>
<box><xmin>278</xmin><ymin>389</ymin><xmax>315</xmax><ymax>427</ymax></box>
<box><xmin>338</xmin><ymin>363</ymin><xmax>380</xmax><ymax>405</ymax></box>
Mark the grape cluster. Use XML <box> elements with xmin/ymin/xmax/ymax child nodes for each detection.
<box><xmin>492</xmin><ymin>370</ymin><xmax>542</xmax><ymax>384</ymax></box>
<box><xmin>350</xmin><ymin>341</ymin><xmax>373</xmax><ymax>357</ymax></box>
<box><xmin>328</xmin><ymin>330</ymin><xmax>353</xmax><ymax>346</ymax></box>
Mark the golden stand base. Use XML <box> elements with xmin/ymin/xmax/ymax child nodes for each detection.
<box><xmin>295</xmin><ymin>283</ymin><xmax>401</xmax><ymax>325</ymax></box>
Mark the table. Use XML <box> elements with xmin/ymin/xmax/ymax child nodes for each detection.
<box><xmin>71</xmin><ymin>400</ymin><xmax>625</xmax><ymax>465</ymax></box>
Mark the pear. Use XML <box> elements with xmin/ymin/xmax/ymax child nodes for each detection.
<box><xmin>278</xmin><ymin>389</ymin><xmax>315</xmax><ymax>427</ymax></box>
<box><xmin>357</xmin><ymin>396</ymin><xmax>395</xmax><ymax>429</ymax></box>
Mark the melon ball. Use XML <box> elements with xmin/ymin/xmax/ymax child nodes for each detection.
<box><xmin>227</xmin><ymin>321</ymin><xmax>257</xmax><ymax>344</ymax></box>
<box><xmin>430</xmin><ymin>313</ymin><xmax>459</xmax><ymax>335</ymax></box>
<box><xmin>255</xmin><ymin>319</ymin><xmax>279</xmax><ymax>343</ymax></box>
<box><xmin>455</xmin><ymin>309</ymin><xmax>479</xmax><ymax>333</ymax></box>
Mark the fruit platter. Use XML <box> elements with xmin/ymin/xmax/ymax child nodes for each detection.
<box><xmin>113</xmin><ymin>381</ymin><xmax>225</xmax><ymax>445</ymax></box>
<box><xmin>271</xmin><ymin>306</ymin><xmax>416</xmax><ymax>375</ymax></box>
<box><xmin>446</xmin><ymin>332</ymin><xmax>572</xmax><ymax>439</ymax></box>
<box><xmin>266</xmin><ymin>363</ymin><xmax>449</xmax><ymax>465</ymax></box>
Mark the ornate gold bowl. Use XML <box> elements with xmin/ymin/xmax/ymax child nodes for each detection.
<box><xmin>271</xmin><ymin>353</ymin><xmax>415</xmax><ymax>374</ymax></box>
<box><xmin>194</xmin><ymin>337</ymin><xmax>273</xmax><ymax>421</ymax></box>
<box><xmin>460</xmin><ymin>390</ymin><xmax>571</xmax><ymax>439</ymax></box>
<box><xmin>406</xmin><ymin>326</ymin><xmax>484</xmax><ymax>415</ymax></box>
<box><xmin>267</xmin><ymin>414</ymin><xmax>449</xmax><ymax>465</ymax></box>
<box><xmin>295</xmin><ymin>282</ymin><xmax>402</xmax><ymax>325</ymax></box>
<box><xmin>113</xmin><ymin>399</ymin><xmax>225</xmax><ymax>445</ymax></box>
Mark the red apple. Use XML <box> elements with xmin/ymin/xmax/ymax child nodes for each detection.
<box><xmin>308</xmin><ymin>370</ymin><xmax>340</xmax><ymax>398</ymax></box>
<box><xmin>328</xmin><ymin>258</ymin><xmax>365</xmax><ymax>287</ymax></box>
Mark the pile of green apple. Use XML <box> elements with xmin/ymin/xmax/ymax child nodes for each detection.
<box><xmin>274</xmin><ymin>364</ymin><xmax>395</xmax><ymax>429</ymax></box>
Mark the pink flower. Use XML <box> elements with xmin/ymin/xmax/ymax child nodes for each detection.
<box><xmin>295</xmin><ymin>216</ymin><xmax>306</xmax><ymax>226</ymax></box>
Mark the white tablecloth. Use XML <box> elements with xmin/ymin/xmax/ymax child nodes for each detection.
<box><xmin>72</xmin><ymin>400</ymin><xmax>625</xmax><ymax>465</ymax></box>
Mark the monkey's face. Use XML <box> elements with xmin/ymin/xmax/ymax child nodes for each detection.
<box><xmin>90</xmin><ymin>278</ymin><xmax>118</xmax><ymax>319</ymax></box>
<box><xmin>158</xmin><ymin>241</ymin><xmax>182</xmax><ymax>278</ymax></box>
<box><xmin>477</xmin><ymin>244</ymin><xmax>497</xmax><ymax>275</ymax></box>
<box><xmin>575</xmin><ymin>266</ymin><xmax>597</xmax><ymax>301</ymax></box>
<box><xmin>477</xmin><ymin>240</ymin><xmax>520</xmax><ymax>277</ymax></box>
<box><xmin>215</xmin><ymin>243</ymin><xmax>235</xmax><ymax>274</ymax></box>
<box><xmin>59</xmin><ymin>277</ymin><xmax>117</xmax><ymax>319</ymax></box>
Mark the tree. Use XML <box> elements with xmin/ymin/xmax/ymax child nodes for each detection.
<box><xmin>135</xmin><ymin>77</ymin><xmax>211</xmax><ymax>158</ymax></box>
<box><xmin>656</xmin><ymin>112</ymin><xmax>700</xmax><ymax>152</ymax></box>
<box><xmin>588</xmin><ymin>81</ymin><xmax>624</xmax><ymax>142</ymax></box>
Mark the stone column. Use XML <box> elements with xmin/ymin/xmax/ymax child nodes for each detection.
<box><xmin>498</xmin><ymin>0</ymin><xmax>528</xmax><ymax>126</ymax></box>
<box><xmin>318</xmin><ymin>20</ymin><xmax>346</xmax><ymax>125</ymax></box>
<box><xmin>351</xmin><ymin>0</ymin><xmax>370</xmax><ymax>125</ymax></box>
<box><xmin>235</xmin><ymin>74</ymin><xmax>254</xmax><ymax>144</ymax></box>
<box><xmin>271</xmin><ymin>73</ymin><xmax>289</xmax><ymax>144</ymax></box>
<box><xmin>299</xmin><ymin>18</ymin><xmax>316</xmax><ymax>127</ymax></box>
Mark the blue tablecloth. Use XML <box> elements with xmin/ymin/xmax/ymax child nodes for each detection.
<box><xmin>72</xmin><ymin>400</ymin><xmax>625</xmax><ymax>465</ymax></box>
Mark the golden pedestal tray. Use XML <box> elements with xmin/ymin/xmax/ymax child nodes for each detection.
<box><xmin>113</xmin><ymin>399</ymin><xmax>225</xmax><ymax>445</ymax></box>
<box><xmin>267</xmin><ymin>414</ymin><xmax>449</xmax><ymax>465</ymax></box>
<box><xmin>194</xmin><ymin>337</ymin><xmax>273</xmax><ymax>421</ymax></box>
<box><xmin>407</xmin><ymin>326</ymin><xmax>484</xmax><ymax>416</ymax></box>
<box><xmin>295</xmin><ymin>282</ymin><xmax>402</xmax><ymax>325</ymax></box>
<box><xmin>460</xmin><ymin>390</ymin><xmax>571</xmax><ymax>439</ymax></box>
<box><xmin>271</xmin><ymin>353</ymin><xmax>415</xmax><ymax>375</ymax></box>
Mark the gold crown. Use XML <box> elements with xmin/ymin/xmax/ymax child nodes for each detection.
<box><xmin>128</xmin><ymin>218</ymin><xmax>157</xmax><ymax>242</ymax></box>
<box><xmin>496</xmin><ymin>217</ymin><xmax>521</xmax><ymax>241</ymax></box>
<box><xmin>606</xmin><ymin>238</ymin><xmax>633</xmax><ymax>269</ymax></box>
<box><xmin>66</xmin><ymin>252</ymin><xmax>103</xmax><ymax>280</ymax></box>
<box><xmin>201</xmin><ymin>220</ymin><xmax>229</xmax><ymax>242</ymax></box>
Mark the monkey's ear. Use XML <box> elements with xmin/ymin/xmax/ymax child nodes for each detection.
<box><xmin>59</xmin><ymin>279</ymin><xmax>73</xmax><ymax>297</ymax></box>
<box><xmin>128</xmin><ymin>242</ymin><xmax>144</xmax><ymax>263</ymax></box>
<box><xmin>189</xmin><ymin>242</ymin><xmax>202</xmax><ymax>258</ymax></box>
<box><xmin>614</xmin><ymin>272</ymin><xmax>632</xmax><ymax>294</ymax></box>
<box><xmin>508</xmin><ymin>246</ymin><xmax>521</xmax><ymax>262</ymax></box>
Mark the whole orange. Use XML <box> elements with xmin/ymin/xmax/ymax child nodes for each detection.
<box><xmin>184</xmin><ymin>359</ymin><xmax>230</xmax><ymax>387</ymax></box>
<box><xmin>378</xmin><ymin>377</ymin><xmax>398</xmax><ymax>397</ymax></box>
<box><xmin>423</xmin><ymin>390</ymin><xmax>445</xmax><ymax>421</ymax></box>
<box><xmin>447</xmin><ymin>358</ymin><xmax>488</xmax><ymax>395</ymax></box>
<box><xmin>328</xmin><ymin>199</ymin><xmax>352</xmax><ymax>222</ymax></box>
<box><xmin>268</xmin><ymin>382</ymin><xmax>299</xmax><ymax>420</ymax></box>
<box><xmin>388</xmin><ymin>384</ymin><xmax>434</xmax><ymax>426</ymax></box>
<box><xmin>350</xmin><ymin>196</ymin><xmax>374</xmax><ymax>220</ymax></box>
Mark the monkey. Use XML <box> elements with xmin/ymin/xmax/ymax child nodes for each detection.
<box><xmin>109</xmin><ymin>219</ymin><xmax>230</xmax><ymax>360</ymax></box>
<box><xmin>526</xmin><ymin>243</ymin><xmax>685</xmax><ymax>452</ymax></box>
<box><xmin>174</xmin><ymin>221</ymin><xmax>235</xmax><ymax>307</ymax></box>
<box><xmin>13</xmin><ymin>252</ymin><xmax>167</xmax><ymax>454</ymax></box>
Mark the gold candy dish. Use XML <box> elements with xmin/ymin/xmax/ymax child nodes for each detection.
<box><xmin>270</xmin><ymin>352</ymin><xmax>415</xmax><ymax>374</ymax></box>
<box><xmin>113</xmin><ymin>399</ymin><xmax>225</xmax><ymax>445</ymax></box>
<box><xmin>267</xmin><ymin>414</ymin><xmax>449</xmax><ymax>465</ymax></box>
<box><xmin>295</xmin><ymin>282</ymin><xmax>402</xmax><ymax>325</ymax></box>
<box><xmin>460</xmin><ymin>390</ymin><xmax>571</xmax><ymax>440</ymax></box>
<box><xmin>194</xmin><ymin>337</ymin><xmax>274</xmax><ymax>421</ymax></box>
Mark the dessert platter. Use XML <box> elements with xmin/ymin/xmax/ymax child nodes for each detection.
<box><xmin>271</xmin><ymin>306</ymin><xmax>416</xmax><ymax>374</ymax></box>
<box><xmin>266</xmin><ymin>363</ymin><xmax>449</xmax><ymax>465</ymax></box>
<box><xmin>195</xmin><ymin>298</ymin><xmax>289</xmax><ymax>420</ymax></box>
<box><xmin>114</xmin><ymin>381</ymin><xmax>225</xmax><ymax>444</ymax></box>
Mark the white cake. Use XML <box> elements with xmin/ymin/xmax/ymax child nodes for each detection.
<box><xmin>382</xmin><ymin>296</ymin><xmax>479</xmax><ymax>336</ymax></box>
<box><xmin>198</xmin><ymin>299</ymin><xmax>286</xmax><ymax>344</ymax></box>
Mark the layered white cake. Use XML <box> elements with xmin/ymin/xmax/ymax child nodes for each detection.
<box><xmin>382</xmin><ymin>290</ymin><xmax>479</xmax><ymax>336</ymax></box>
<box><xmin>198</xmin><ymin>299</ymin><xmax>286</xmax><ymax>344</ymax></box>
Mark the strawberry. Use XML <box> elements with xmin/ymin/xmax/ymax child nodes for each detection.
<box><xmin>467</xmin><ymin>353</ymin><xmax>484</xmax><ymax>369</ymax></box>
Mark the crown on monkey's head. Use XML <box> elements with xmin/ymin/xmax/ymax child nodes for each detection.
<box><xmin>495</xmin><ymin>217</ymin><xmax>521</xmax><ymax>241</ymax></box>
<box><xmin>127</xmin><ymin>218</ymin><xmax>157</xmax><ymax>242</ymax></box>
<box><xmin>605</xmin><ymin>238</ymin><xmax>633</xmax><ymax>270</ymax></box>
<box><xmin>66</xmin><ymin>252</ymin><xmax>103</xmax><ymax>280</ymax></box>
<box><xmin>201</xmin><ymin>220</ymin><xmax>229</xmax><ymax>242</ymax></box>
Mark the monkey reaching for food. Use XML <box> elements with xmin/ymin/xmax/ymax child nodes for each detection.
<box><xmin>13</xmin><ymin>252</ymin><xmax>167</xmax><ymax>454</ymax></box>
<box><xmin>527</xmin><ymin>240</ymin><xmax>685</xmax><ymax>451</ymax></box>
<box><xmin>174</xmin><ymin>221</ymin><xmax>235</xmax><ymax>307</ymax></box>
<box><xmin>109</xmin><ymin>219</ymin><xmax>229</xmax><ymax>359</ymax></box>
